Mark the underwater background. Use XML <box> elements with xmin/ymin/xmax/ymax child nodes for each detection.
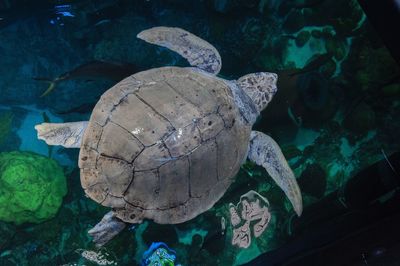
<box><xmin>0</xmin><ymin>0</ymin><xmax>399</xmax><ymax>265</ymax></box>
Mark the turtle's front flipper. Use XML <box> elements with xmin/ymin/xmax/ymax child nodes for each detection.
<box><xmin>88</xmin><ymin>211</ymin><xmax>127</xmax><ymax>247</ymax></box>
<box><xmin>35</xmin><ymin>121</ymin><xmax>88</xmax><ymax>148</ymax></box>
<box><xmin>137</xmin><ymin>26</ymin><xmax>222</xmax><ymax>75</ymax></box>
<box><xmin>247</xmin><ymin>131</ymin><xmax>303</xmax><ymax>216</ymax></box>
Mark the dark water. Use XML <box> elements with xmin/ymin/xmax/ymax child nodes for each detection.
<box><xmin>0</xmin><ymin>0</ymin><xmax>399</xmax><ymax>265</ymax></box>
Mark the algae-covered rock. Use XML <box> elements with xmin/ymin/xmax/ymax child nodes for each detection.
<box><xmin>0</xmin><ymin>151</ymin><xmax>67</xmax><ymax>225</ymax></box>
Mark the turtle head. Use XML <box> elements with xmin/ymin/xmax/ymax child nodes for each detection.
<box><xmin>236</xmin><ymin>72</ymin><xmax>278</xmax><ymax>112</ymax></box>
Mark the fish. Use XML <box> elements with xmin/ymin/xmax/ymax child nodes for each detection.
<box><xmin>54</xmin><ymin>4</ymin><xmax>75</xmax><ymax>17</ymax></box>
<box><xmin>94</xmin><ymin>19</ymin><xmax>111</xmax><ymax>27</ymax></box>
<box><xmin>34</xmin><ymin>60</ymin><xmax>140</xmax><ymax>97</ymax></box>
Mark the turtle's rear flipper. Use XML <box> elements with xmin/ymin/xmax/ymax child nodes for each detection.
<box><xmin>247</xmin><ymin>131</ymin><xmax>303</xmax><ymax>216</ymax></box>
<box><xmin>88</xmin><ymin>211</ymin><xmax>127</xmax><ymax>247</ymax></box>
<box><xmin>137</xmin><ymin>26</ymin><xmax>222</xmax><ymax>75</ymax></box>
<box><xmin>35</xmin><ymin>121</ymin><xmax>88</xmax><ymax>148</ymax></box>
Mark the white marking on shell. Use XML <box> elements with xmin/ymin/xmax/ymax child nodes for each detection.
<box><xmin>177</xmin><ymin>128</ymin><xmax>183</xmax><ymax>139</ymax></box>
<box><xmin>131</xmin><ymin>127</ymin><xmax>144</xmax><ymax>135</ymax></box>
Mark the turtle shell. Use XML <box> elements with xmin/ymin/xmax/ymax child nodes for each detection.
<box><xmin>79</xmin><ymin>66</ymin><xmax>251</xmax><ymax>224</ymax></box>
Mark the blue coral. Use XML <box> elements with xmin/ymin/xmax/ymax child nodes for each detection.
<box><xmin>141</xmin><ymin>242</ymin><xmax>180</xmax><ymax>266</ymax></box>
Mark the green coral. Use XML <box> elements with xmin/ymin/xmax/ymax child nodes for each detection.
<box><xmin>0</xmin><ymin>151</ymin><xmax>67</xmax><ymax>225</ymax></box>
<box><xmin>0</xmin><ymin>111</ymin><xmax>13</xmax><ymax>146</ymax></box>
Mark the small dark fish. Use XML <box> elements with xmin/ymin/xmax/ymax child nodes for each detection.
<box><xmin>34</xmin><ymin>60</ymin><xmax>139</xmax><ymax>97</ymax></box>
<box><xmin>56</xmin><ymin>102</ymin><xmax>97</xmax><ymax>115</ymax></box>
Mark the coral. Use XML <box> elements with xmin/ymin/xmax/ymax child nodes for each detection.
<box><xmin>0</xmin><ymin>111</ymin><xmax>13</xmax><ymax>147</ymax></box>
<box><xmin>229</xmin><ymin>190</ymin><xmax>271</xmax><ymax>249</ymax></box>
<box><xmin>141</xmin><ymin>242</ymin><xmax>179</xmax><ymax>266</ymax></box>
<box><xmin>79</xmin><ymin>249</ymin><xmax>117</xmax><ymax>266</ymax></box>
<box><xmin>0</xmin><ymin>151</ymin><xmax>67</xmax><ymax>225</ymax></box>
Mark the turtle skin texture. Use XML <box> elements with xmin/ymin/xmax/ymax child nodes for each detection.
<box><xmin>79</xmin><ymin>67</ymin><xmax>251</xmax><ymax>224</ymax></box>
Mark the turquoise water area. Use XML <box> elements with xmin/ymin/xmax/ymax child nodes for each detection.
<box><xmin>0</xmin><ymin>0</ymin><xmax>399</xmax><ymax>265</ymax></box>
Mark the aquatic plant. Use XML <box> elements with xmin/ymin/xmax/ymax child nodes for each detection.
<box><xmin>0</xmin><ymin>151</ymin><xmax>67</xmax><ymax>224</ymax></box>
<box><xmin>0</xmin><ymin>111</ymin><xmax>13</xmax><ymax>147</ymax></box>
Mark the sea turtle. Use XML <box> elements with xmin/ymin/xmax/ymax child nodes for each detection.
<box><xmin>35</xmin><ymin>27</ymin><xmax>302</xmax><ymax>246</ymax></box>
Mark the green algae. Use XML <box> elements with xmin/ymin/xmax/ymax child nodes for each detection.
<box><xmin>0</xmin><ymin>151</ymin><xmax>67</xmax><ymax>225</ymax></box>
